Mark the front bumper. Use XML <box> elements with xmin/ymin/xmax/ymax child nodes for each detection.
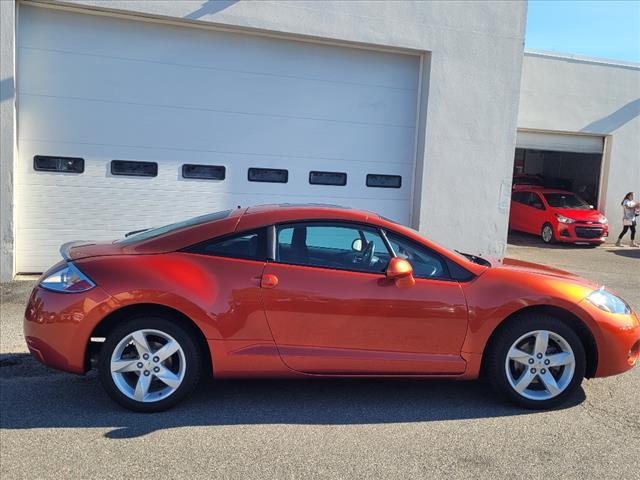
<box><xmin>555</xmin><ymin>222</ymin><xmax>608</xmax><ymax>243</ymax></box>
<box><xmin>24</xmin><ymin>286</ymin><xmax>114</xmax><ymax>374</ymax></box>
<box><xmin>579</xmin><ymin>299</ymin><xmax>640</xmax><ymax>377</ymax></box>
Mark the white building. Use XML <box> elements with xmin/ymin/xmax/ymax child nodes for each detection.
<box><xmin>0</xmin><ymin>1</ymin><xmax>638</xmax><ymax>281</ymax></box>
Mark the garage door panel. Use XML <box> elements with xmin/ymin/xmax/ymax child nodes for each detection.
<box><xmin>516</xmin><ymin>131</ymin><xmax>603</xmax><ymax>154</ymax></box>
<box><xmin>19</xmin><ymin>94</ymin><xmax>416</xmax><ymax>164</ymax></box>
<box><xmin>19</xmin><ymin>48</ymin><xmax>417</xmax><ymax>128</ymax></box>
<box><xmin>16</xmin><ymin>6</ymin><xmax>419</xmax><ymax>272</ymax></box>
<box><xmin>19</xmin><ymin>6</ymin><xmax>419</xmax><ymax>91</ymax></box>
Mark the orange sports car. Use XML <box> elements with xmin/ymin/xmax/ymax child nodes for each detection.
<box><xmin>24</xmin><ymin>204</ymin><xmax>639</xmax><ymax>412</ymax></box>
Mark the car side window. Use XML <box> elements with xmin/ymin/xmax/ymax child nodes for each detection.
<box><xmin>512</xmin><ymin>191</ymin><xmax>529</xmax><ymax>204</ymax></box>
<box><xmin>276</xmin><ymin>223</ymin><xmax>389</xmax><ymax>274</ymax></box>
<box><xmin>386</xmin><ymin>233</ymin><xmax>448</xmax><ymax>279</ymax></box>
<box><xmin>527</xmin><ymin>192</ymin><xmax>545</xmax><ymax>210</ymax></box>
<box><xmin>185</xmin><ymin>228</ymin><xmax>267</xmax><ymax>261</ymax></box>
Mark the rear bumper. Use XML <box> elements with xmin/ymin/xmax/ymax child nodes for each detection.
<box><xmin>555</xmin><ymin>223</ymin><xmax>608</xmax><ymax>243</ymax></box>
<box><xmin>24</xmin><ymin>286</ymin><xmax>114</xmax><ymax>374</ymax></box>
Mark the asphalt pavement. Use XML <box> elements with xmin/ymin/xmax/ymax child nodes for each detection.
<box><xmin>1</xmin><ymin>233</ymin><xmax>638</xmax><ymax>479</ymax></box>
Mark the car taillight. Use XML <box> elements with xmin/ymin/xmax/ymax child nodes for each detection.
<box><xmin>39</xmin><ymin>262</ymin><xmax>96</xmax><ymax>293</ymax></box>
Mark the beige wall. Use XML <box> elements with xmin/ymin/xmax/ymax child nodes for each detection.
<box><xmin>518</xmin><ymin>52</ymin><xmax>640</xmax><ymax>238</ymax></box>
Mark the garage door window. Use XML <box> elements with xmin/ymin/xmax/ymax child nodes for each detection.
<box><xmin>248</xmin><ymin>168</ymin><xmax>288</xmax><ymax>183</ymax></box>
<box><xmin>34</xmin><ymin>155</ymin><xmax>84</xmax><ymax>174</ymax></box>
<box><xmin>366</xmin><ymin>174</ymin><xmax>402</xmax><ymax>188</ymax></box>
<box><xmin>309</xmin><ymin>171</ymin><xmax>347</xmax><ymax>186</ymax></box>
<box><xmin>111</xmin><ymin>160</ymin><xmax>158</xmax><ymax>177</ymax></box>
<box><xmin>182</xmin><ymin>164</ymin><xmax>226</xmax><ymax>180</ymax></box>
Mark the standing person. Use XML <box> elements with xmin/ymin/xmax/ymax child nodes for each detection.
<box><xmin>615</xmin><ymin>192</ymin><xmax>639</xmax><ymax>247</ymax></box>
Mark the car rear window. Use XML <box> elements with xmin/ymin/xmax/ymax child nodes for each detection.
<box><xmin>116</xmin><ymin>210</ymin><xmax>232</xmax><ymax>245</ymax></box>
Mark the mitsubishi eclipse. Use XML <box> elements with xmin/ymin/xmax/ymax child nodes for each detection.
<box><xmin>24</xmin><ymin>204</ymin><xmax>639</xmax><ymax>411</ymax></box>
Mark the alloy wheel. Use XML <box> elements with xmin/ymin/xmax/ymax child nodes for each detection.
<box><xmin>504</xmin><ymin>330</ymin><xmax>576</xmax><ymax>401</ymax></box>
<box><xmin>542</xmin><ymin>225</ymin><xmax>554</xmax><ymax>243</ymax></box>
<box><xmin>110</xmin><ymin>329</ymin><xmax>186</xmax><ymax>403</ymax></box>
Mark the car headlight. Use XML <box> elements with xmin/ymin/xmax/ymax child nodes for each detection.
<box><xmin>555</xmin><ymin>214</ymin><xmax>575</xmax><ymax>224</ymax></box>
<box><xmin>40</xmin><ymin>262</ymin><xmax>96</xmax><ymax>293</ymax></box>
<box><xmin>601</xmin><ymin>217</ymin><xmax>608</xmax><ymax>224</ymax></box>
<box><xmin>586</xmin><ymin>288</ymin><xmax>631</xmax><ymax>314</ymax></box>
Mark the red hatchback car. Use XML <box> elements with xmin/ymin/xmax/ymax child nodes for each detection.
<box><xmin>25</xmin><ymin>205</ymin><xmax>638</xmax><ymax>412</ymax></box>
<box><xmin>510</xmin><ymin>188</ymin><xmax>609</xmax><ymax>244</ymax></box>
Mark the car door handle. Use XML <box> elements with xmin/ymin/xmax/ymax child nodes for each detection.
<box><xmin>260</xmin><ymin>274</ymin><xmax>279</xmax><ymax>289</ymax></box>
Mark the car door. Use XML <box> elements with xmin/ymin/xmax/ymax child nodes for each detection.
<box><xmin>525</xmin><ymin>192</ymin><xmax>549</xmax><ymax>234</ymax></box>
<box><xmin>260</xmin><ymin>221</ymin><xmax>469</xmax><ymax>375</ymax></box>
<box><xmin>510</xmin><ymin>191</ymin><xmax>529</xmax><ymax>232</ymax></box>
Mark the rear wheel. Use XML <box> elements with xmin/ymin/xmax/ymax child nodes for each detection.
<box><xmin>98</xmin><ymin>316</ymin><xmax>202</xmax><ymax>412</ymax></box>
<box><xmin>541</xmin><ymin>223</ymin><xmax>555</xmax><ymax>244</ymax></box>
<box><xmin>486</xmin><ymin>314</ymin><xmax>586</xmax><ymax>409</ymax></box>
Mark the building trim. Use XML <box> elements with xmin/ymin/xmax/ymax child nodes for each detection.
<box><xmin>524</xmin><ymin>49</ymin><xmax>640</xmax><ymax>71</ymax></box>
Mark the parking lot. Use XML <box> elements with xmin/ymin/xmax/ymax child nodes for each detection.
<box><xmin>1</xmin><ymin>235</ymin><xmax>638</xmax><ymax>479</ymax></box>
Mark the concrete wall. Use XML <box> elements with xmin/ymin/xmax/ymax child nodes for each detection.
<box><xmin>0</xmin><ymin>0</ymin><xmax>527</xmax><ymax>279</ymax></box>
<box><xmin>0</xmin><ymin>0</ymin><xmax>16</xmax><ymax>282</ymax></box>
<box><xmin>518</xmin><ymin>51</ymin><xmax>640</xmax><ymax>238</ymax></box>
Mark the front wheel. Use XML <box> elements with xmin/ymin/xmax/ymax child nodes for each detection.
<box><xmin>486</xmin><ymin>314</ymin><xmax>586</xmax><ymax>409</ymax></box>
<box><xmin>541</xmin><ymin>223</ymin><xmax>555</xmax><ymax>244</ymax></box>
<box><xmin>98</xmin><ymin>316</ymin><xmax>202</xmax><ymax>412</ymax></box>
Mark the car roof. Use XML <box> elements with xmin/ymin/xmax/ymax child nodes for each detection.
<box><xmin>239</xmin><ymin>203</ymin><xmax>379</xmax><ymax>228</ymax></box>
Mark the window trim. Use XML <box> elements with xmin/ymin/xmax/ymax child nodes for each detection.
<box><xmin>33</xmin><ymin>155</ymin><xmax>84</xmax><ymax>174</ymax></box>
<box><xmin>181</xmin><ymin>227</ymin><xmax>269</xmax><ymax>262</ymax></box>
<box><xmin>110</xmin><ymin>160</ymin><xmax>158</xmax><ymax>177</ymax></box>
<box><xmin>247</xmin><ymin>167</ymin><xmax>289</xmax><ymax>183</ymax></box>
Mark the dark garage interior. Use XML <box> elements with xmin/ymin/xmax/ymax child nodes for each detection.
<box><xmin>513</xmin><ymin>148</ymin><xmax>603</xmax><ymax>207</ymax></box>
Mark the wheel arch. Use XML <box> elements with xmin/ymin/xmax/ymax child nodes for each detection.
<box><xmin>481</xmin><ymin>305</ymin><xmax>598</xmax><ymax>378</ymax></box>
<box><xmin>85</xmin><ymin>303</ymin><xmax>212</xmax><ymax>375</ymax></box>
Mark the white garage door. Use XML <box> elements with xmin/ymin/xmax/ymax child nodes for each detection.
<box><xmin>15</xmin><ymin>6</ymin><xmax>420</xmax><ymax>273</ymax></box>
<box><xmin>516</xmin><ymin>130</ymin><xmax>603</xmax><ymax>154</ymax></box>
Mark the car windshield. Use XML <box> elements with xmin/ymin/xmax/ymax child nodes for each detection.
<box><xmin>115</xmin><ymin>210</ymin><xmax>232</xmax><ymax>245</ymax></box>
<box><xmin>543</xmin><ymin>193</ymin><xmax>591</xmax><ymax>210</ymax></box>
<box><xmin>385</xmin><ymin>222</ymin><xmax>490</xmax><ymax>267</ymax></box>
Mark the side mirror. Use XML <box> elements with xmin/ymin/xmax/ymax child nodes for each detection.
<box><xmin>351</xmin><ymin>238</ymin><xmax>363</xmax><ymax>252</ymax></box>
<box><xmin>386</xmin><ymin>257</ymin><xmax>415</xmax><ymax>288</ymax></box>
<box><xmin>532</xmin><ymin>202</ymin><xmax>544</xmax><ymax>210</ymax></box>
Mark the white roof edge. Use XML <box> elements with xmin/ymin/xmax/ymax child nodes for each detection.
<box><xmin>524</xmin><ymin>49</ymin><xmax>640</xmax><ymax>70</ymax></box>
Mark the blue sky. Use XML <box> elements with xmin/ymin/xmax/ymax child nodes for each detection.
<box><xmin>526</xmin><ymin>0</ymin><xmax>640</xmax><ymax>62</ymax></box>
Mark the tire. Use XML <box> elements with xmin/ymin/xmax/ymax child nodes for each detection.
<box><xmin>98</xmin><ymin>316</ymin><xmax>202</xmax><ymax>412</ymax></box>
<box><xmin>541</xmin><ymin>223</ymin><xmax>555</xmax><ymax>244</ymax></box>
<box><xmin>485</xmin><ymin>314</ymin><xmax>586</xmax><ymax>409</ymax></box>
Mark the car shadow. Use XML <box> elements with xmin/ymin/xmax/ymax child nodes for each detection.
<box><xmin>507</xmin><ymin>232</ymin><xmax>600</xmax><ymax>249</ymax></box>
<box><xmin>607</xmin><ymin>248</ymin><xmax>640</xmax><ymax>259</ymax></box>
<box><xmin>0</xmin><ymin>353</ymin><xmax>586</xmax><ymax>439</ymax></box>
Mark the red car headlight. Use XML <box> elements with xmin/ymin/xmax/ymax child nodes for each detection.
<box><xmin>39</xmin><ymin>262</ymin><xmax>96</xmax><ymax>293</ymax></box>
<box><xmin>555</xmin><ymin>214</ymin><xmax>575</xmax><ymax>224</ymax></box>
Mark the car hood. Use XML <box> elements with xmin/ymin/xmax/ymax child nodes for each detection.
<box><xmin>495</xmin><ymin>258</ymin><xmax>600</xmax><ymax>289</ymax></box>
<box><xmin>553</xmin><ymin>208</ymin><xmax>606</xmax><ymax>223</ymax></box>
